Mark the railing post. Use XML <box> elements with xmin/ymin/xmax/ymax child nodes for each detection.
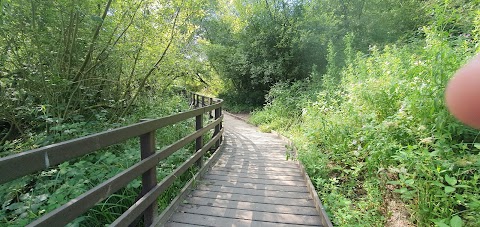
<box><xmin>188</xmin><ymin>92</ymin><xmax>192</xmax><ymax>106</ymax></box>
<box><xmin>201</xmin><ymin>96</ymin><xmax>205</xmax><ymax>107</ymax></box>
<box><xmin>191</xmin><ymin>93</ymin><xmax>195</xmax><ymax>107</ymax></box>
<box><xmin>219</xmin><ymin>106</ymin><xmax>223</xmax><ymax>144</ymax></box>
<box><xmin>213</xmin><ymin>106</ymin><xmax>222</xmax><ymax>148</ymax></box>
<box><xmin>140</xmin><ymin>127</ymin><xmax>157</xmax><ymax>226</ymax></box>
<box><xmin>209</xmin><ymin>98</ymin><xmax>213</xmax><ymax>119</ymax></box>
<box><xmin>195</xmin><ymin>114</ymin><xmax>203</xmax><ymax>168</ymax></box>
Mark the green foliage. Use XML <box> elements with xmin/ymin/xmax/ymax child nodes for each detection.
<box><xmin>203</xmin><ymin>0</ymin><xmax>426</xmax><ymax>110</ymax></box>
<box><xmin>0</xmin><ymin>93</ymin><xmax>198</xmax><ymax>226</ymax></box>
<box><xmin>251</xmin><ymin>22</ymin><xmax>480</xmax><ymax>226</ymax></box>
<box><xmin>0</xmin><ymin>0</ymin><xmax>213</xmax><ymax>149</ymax></box>
<box><xmin>250</xmin><ymin>80</ymin><xmax>312</xmax><ymax>131</ymax></box>
<box><xmin>203</xmin><ymin>0</ymin><xmax>326</xmax><ymax>110</ymax></box>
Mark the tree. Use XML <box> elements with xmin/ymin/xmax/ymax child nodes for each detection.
<box><xmin>200</xmin><ymin>0</ymin><xmax>426</xmax><ymax>110</ymax></box>
<box><xmin>0</xmin><ymin>0</ymin><xmax>212</xmax><ymax>150</ymax></box>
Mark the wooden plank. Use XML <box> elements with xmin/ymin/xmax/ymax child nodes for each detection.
<box><xmin>165</xmin><ymin>222</ymin><xmax>202</xmax><ymax>227</ymax></box>
<box><xmin>206</xmin><ymin>170</ymin><xmax>304</xmax><ymax>182</ymax></box>
<box><xmin>222</xmin><ymin>144</ymin><xmax>286</xmax><ymax>149</ymax></box>
<box><xmin>219</xmin><ymin>154</ymin><xmax>288</xmax><ymax>159</ymax></box>
<box><xmin>190</xmin><ymin>190</ymin><xmax>313</xmax><ymax>206</ymax></box>
<box><xmin>222</xmin><ymin>144</ymin><xmax>287</xmax><ymax>149</ymax></box>
<box><xmin>218</xmin><ymin>151</ymin><xmax>283</xmax><ymax>158</ymax></box>
<box><xmin>218</xmin><ymin>156</ymin><xmax>289</xmax><ymax>162</ymax></box>
<box><xmin>195</xmin><ymin>184</ymin><xmax>311</xmax><ymax>199</ymax></box>
<box><xmin>217</xmin><ymin>156</ymin><xmax>291</xmax><ymax>162</ymax></box>
<box><xmin>216</xmin><ymin>153</ymin><xmax>294</xmax><ymax>160</ymax></box>
<box><xmin>168</xmin><ymin>213</ymin><xmax>320</xmax><ymax>227</ymax></box>
<box><xmin>213</xmin><ymin>160</ymin><xmax>300</xmax><ymax>169</ymax></box>
<box><xmin>0</xmin><ymin>102</ymin><xmax>223</xmax><ymax>184</ymax></box>
<box><xmin>216</xmin><ymin>151</ymin><xmax>287</xmax><ymax>157</ymax></box>
<box><xmin>211</xmin><ymin>167</ymin><xmax>303</xmax><ymax>176</ymax></box>
<box><xmin>200</xmin><ymin>179</ymin><xmax>309</xmax><ymax>192</ymax></box>
<box><xmin>183</xmin><ymin>197</ymin><xmax>318</xmax><ymax>215</ymax></box>
<box><xmin>212</xmin><ymin>164</ymin><xmax>303</xmax><ymax>173</ymax></box>
<box><xmin>203</xmin><ymin>175</ymin><xmax>304</xmax><ymax>186</ymax></box>
<box><xmin>176</xmin><ymin>205</ymin><xmax>322</xmax><ymax>225</ymax></box>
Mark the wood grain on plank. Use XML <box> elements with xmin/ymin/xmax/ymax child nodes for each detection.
<box><xmin>190</xmin><ymin>190</ymin><xmax>314</xmax><ymax>206</ymax></box>
<box><xmin>176</xmin><ymin>205</ymin><xmax>322</xmax><ymax>225</ymax></box>
<box><xmin>206</xmin><ymin>170</ymin><xmax>304</xmax><ymax>181</ymax></box>
<box><xmin>195</xmin><ymin>185</ymin><xmax>310</xmax><ymax>199</ymax></box>
<box><xmin>199</xmin><ymin>179</ymin><xmax>309</xmax><ymax>192</ymax></box>
<box><xmin>168</xmin><ymin>213</ymin><xmax>321</xmax><ymax>227</ymax></box>
<box><xmin>203</xmin><ymin>175</ymin><xmax>304</xmax><ymax>187</ymax></box>
<box><xmin>183</xmin><ymin>197</ymin><xmax>319</xmax><ymax>215</ymax></box>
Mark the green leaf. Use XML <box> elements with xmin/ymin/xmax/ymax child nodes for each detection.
<box><xmin>435</xmin><ymin>222</ymin><xmax>450</xmax><ymax>227</ymax></box>
<box><xmin>445</xmin><ymin>186</ymin><xmax>456</xmax><ymax>193</ymax></box>
<box><xmin>454</xmin><ymin>185</ymin><xmax>471</xmax><ymax>189</ymax></box>
<box><xmin>450</xmin><ymin>215</ymin><xmax>463</xmax><ymax>227</ymax></box>
<box><xmin>387</xmin><ymin>180</ymin><xmax>401</xmax><ymax>185</ymax></box>
<box><xmin>90</xmin><ymin>15</ymin><xmax>103</xmax><ymax>23</ymax></box>
<box><xmin>405</xmin><ymin>179</ymin><xmax>415</xmax><ymax>185</ymax></box>
<box><xmin>445</xmin><ymin>175</ymin><xmax>457</xmax><ymax>186</ymax></box>
<box><xmin>432</xmin><ymin>181</ymin><xmax>445</xmax><ymax>187</ymax></box>
<box><xmin>474</xmin><ymin>143</ymin><xmax>480</xmax><ymax>150</ymax></box>
<box><xmin>395</xmin><ymin>188</ymin><xmax>408</xmax><ymax>194</ymax></box>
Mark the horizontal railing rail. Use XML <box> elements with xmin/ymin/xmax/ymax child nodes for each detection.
<box><xmin>0</xmin><ymin>91</ymin><xmax>223</xmax><ymax>227</ymax></box>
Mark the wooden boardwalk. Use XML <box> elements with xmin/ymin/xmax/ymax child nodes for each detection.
<box><xmin>165</xmin><ymin>114</ymin><xmax>324</xmax><ymax>226</ymax></box>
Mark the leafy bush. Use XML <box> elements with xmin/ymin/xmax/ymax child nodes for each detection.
<box><xmin>219</xmin><ymin>89</ymin><xmax>265</xmax><ymax>113</ymax></box>
<box><xmin>251</xmin><ymin>27</ymin><xmax>480</xmax><ymax>226</ymax></box>
<box><xmin>0</xmin><ymin>93</ymin><xmax>199</xmax><ymax>226</ymax></box>
<box><xmin>250</xmin><ymin>80</ymin><xmax>312</xmax><ymax>132</ymax></box>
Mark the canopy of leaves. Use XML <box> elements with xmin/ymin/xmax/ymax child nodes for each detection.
<box><xmin>0</xmin><ymin>0</ymin><xmax>214</xmax><ymax>151</ymax></box>
<box><xmin>200</xmin><ymin>0</ymin><xmax>426</xmax><ymax>110</ymax></box>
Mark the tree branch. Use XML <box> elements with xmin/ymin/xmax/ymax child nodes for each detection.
<box><xmin>63</xmin><ymin>0</ymin><xmax>113</xmax><ymax>119</ymax></box>
<box><xmin>120</xmin><ymin>7</ymin><xmax>181</xmax><ymax>117</ymax></box>
<box><xmin>71</xmin><ymin>0</ymin><xmax>113</xmax><ymax>83</ymax></box>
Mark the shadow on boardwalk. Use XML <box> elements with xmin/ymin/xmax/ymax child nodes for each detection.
<box><xmin>165</xmin><ymin>114</ymin><xmax>323</xmax><ymax>226</ymax></box>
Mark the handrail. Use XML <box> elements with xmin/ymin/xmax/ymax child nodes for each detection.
<box><xmin>0</xmin><ymin>91</ymin><xmax>223</xmax><ymax>227</ymax></box>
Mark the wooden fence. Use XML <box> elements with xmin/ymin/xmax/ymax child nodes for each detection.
<box><xmin>0</xmin><ymin>91</ymin><xmax>223</xmax><ymax>226</ymax></box>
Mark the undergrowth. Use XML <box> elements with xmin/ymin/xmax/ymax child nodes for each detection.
<box><xmin>0</xmin><ymin>92</ymin><xmax>207</xmax><ymax>226</ymax></box>
<box><xmin>250</xmin><ymin>27</ymin><xmax>480</xmax><ymax>226</ymax></box>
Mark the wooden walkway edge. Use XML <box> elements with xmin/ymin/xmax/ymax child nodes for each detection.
<box><xmin>159</xmin><ymin>113</ymin><xmax>332</xmax><ymax>226</ymax></box>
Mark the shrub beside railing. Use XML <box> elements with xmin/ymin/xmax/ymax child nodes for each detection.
<box><xmin>0</xmin><ymin>92</ymin><xmax>223</xmax><ymax>226</ymax></box>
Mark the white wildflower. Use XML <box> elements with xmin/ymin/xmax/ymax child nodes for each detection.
<box><xmin>420</xmin><ymin>137</ymin><xmax>434</xmax><ymax>144</ymax></box>
<box><xmin>417</xmin><ymin>125</ymin><xmax>426</xmax><ymax>131</ymax></box>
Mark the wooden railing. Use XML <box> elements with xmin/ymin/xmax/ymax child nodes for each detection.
<box><xmin>0</xmin><ymin>91</ymin><xmax>223</xmax><ymax>226</ymax></box>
